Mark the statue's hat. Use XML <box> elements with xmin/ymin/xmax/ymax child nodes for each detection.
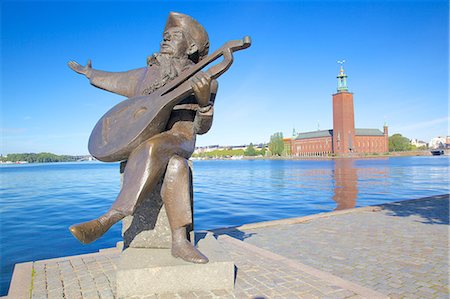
<box><xmin>164</xmin><ymin>12</ymin><xmax>209</xmax><ymax>60</ymax></box>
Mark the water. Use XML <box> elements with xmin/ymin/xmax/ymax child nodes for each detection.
<box><xmin>0</xmin><ymin>156</ymin><xmax>449</xmax><ymax>295</ymax></box>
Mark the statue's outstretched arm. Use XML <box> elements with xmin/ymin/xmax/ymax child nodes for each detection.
<box><xmin>68</xmin><ymin>60</ymin><xmax>144</xmax><ymax>98</ymax></box>
<box><xmin>68</xmin><ymin>59</ymin><xmax>93</xmax><ymax>77</ymax></box>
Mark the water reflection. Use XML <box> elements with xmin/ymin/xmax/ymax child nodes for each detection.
<box><xmin>333</xmin><ymin>159</ymin><xmax>358</xmax><ymax>210</ymax></box>
<box><xmin>270</xmin><ymin>160</ymin><xmax>286</xmax><ymax>189</ymax></box>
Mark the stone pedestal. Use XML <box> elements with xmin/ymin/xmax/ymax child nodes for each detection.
<box><xmin>116</xmin><ymin>233</ymin><xmax>235</xmax><ymax>298</ymax></box>
<box><xmin>121</xmin><ymin>177</ymin><xmax>172</xmax><ymax>249</ymax></box>
<box><xmin>120</xmin><ymin>161</ymin><xmax>194</xmax><ymax>249</ymax></box>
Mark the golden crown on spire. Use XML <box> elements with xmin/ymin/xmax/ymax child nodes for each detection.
<box><xmin>337</xmin><ymin>60</ymin><xmax>346</xmax><ymax>76</ymax></box>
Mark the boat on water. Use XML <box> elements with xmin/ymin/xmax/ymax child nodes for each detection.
<box><xmin>430</xmin><ymin>149</ymin><xmax>445</xmax><ymax>156</ymax></box>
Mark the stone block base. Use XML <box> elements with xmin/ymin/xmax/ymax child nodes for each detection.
<box><xmin>120</xmin><ymin>161</ymin><xmax>194</xmax><ymax>249</ymax></box>
<box><xmin>116</xmin><ymin>233</ymin><xmax>234</xmax><ymax>298</ymax></box>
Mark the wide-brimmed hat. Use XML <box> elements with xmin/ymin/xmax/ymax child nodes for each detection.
<box><xmin>164</xmin><ymin>12</ymin><xmax>209</xmax><ymax>60</ymax></box>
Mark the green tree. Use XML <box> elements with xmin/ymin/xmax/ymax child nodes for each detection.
<box><xmin>269</xmin><ymin>132</ymin><xmax>284</xmax><ymax>156</ymax></box>
<box><xmin>0</xmin><ymin>152</ymin><xmax>81</xmax><ymax>163</ymax></box>
<box><xmin>244</xmin><ymin>143</ymin><xmax>257</xmax><ymax>156</ymax></box>
<box><xmin>259</xmin><ymin>144</ymin><xmax>267</xmax><ymax>156</ymax></box>
<box><xmin>389</xmin><ymin>134</ymin><xmax>412</xmax><ymax>151</ymax></box>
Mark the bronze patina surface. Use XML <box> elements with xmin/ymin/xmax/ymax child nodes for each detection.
<box><xmin>68</xmin><ymin>12</ymin><xmax>250</xmax><ymax>264</ymax></box>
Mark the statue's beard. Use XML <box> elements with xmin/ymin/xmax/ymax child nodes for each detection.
<box><xmin>142</xmin><ymin>53</ymin><xmax>190</xmax><ymax>95</ymax></box>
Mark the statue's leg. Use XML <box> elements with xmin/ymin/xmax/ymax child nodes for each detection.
<box><xmin>70</xmin><ymin>132</ymin><xmax>184</xmax><ymax>244</ymax></box>
<box><xmin>161</xmin><ymin>155</ymin><xmax>208</xmax><ymax>264</ymax></box>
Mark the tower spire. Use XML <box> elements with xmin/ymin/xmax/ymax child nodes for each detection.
<box><xmin>337</xmin><ymin>60</ymin><xmax>348</xmax><ymax>92</ymax></box>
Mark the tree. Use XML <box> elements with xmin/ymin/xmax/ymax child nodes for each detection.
<box><xmin>259</xmin><ymin>144</ymin><xmax>267</xmax><ymax>156</ymax></box>
<box><xmin>0</xmin><ymin>152</ymin><xmax>81</xmax><ymax>163</ymax></box>
<box><xmin>389</xmin><ymin>134</ymin><xmax>412</xmax><ymax>151</ymax></box>
<box><xmin>244</xmin><ymin>143</ymin><xmax>257</xmax><ymax>156</ymax></box>
<box><xmin>269</xmin><ymin>132</ymin><xmax>284</xmax><ymax>156</ymax></box>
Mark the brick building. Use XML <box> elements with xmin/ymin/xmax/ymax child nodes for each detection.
<box><xmin>288</xmin><ymin>63</ymin><xmax>389</xmax><ymax>157</ymax></box>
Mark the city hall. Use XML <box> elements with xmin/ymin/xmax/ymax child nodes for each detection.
<box><xmin>286</xmin><ymin>64</ymin><xmax>389</xmax><ymax>157</ymax></box>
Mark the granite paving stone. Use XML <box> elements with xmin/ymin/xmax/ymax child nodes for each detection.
<box><xmin>236</xmin><ymin>194</ymin><xmax>449</xmax><ymax>299</ymax></box>
<box><xmin>29</xmin><ymin>237</ymin><xmax>363</xmax><ymax>298</ymax></box>
<box><xmin>25</xmin><ymin>195</ymin><xmax>448</xmax><ymax>299</ymax></box>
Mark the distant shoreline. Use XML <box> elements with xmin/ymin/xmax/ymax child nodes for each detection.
<box><xmin>193</xmin><ymin>150</ymin><xmax>448</xmax><ymax>161</ymax></box>
<box><xmin>2</xmin><ymin>150</ymin><xmax>447</xmax><ymax>165</ymax></box>
<box><xmin>0</xmin><ymin>153</ymin><xmax>93</xmax><ymax>164</ymax></box>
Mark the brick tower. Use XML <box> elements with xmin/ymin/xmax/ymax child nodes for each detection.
<box><xmin>332</xmin><ymin>61</ymin><xmax>355</xmax><ymax>155</ymax></box>
<box><xmin>383</xmin><ymin>123</ymin><xmax>389</xmax><ymax>152</ymax></box>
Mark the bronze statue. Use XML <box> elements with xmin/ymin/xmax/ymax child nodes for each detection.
<box><xmin>68</xmin><ymin>12</ymin><xmax>250</xmax><ymax>264</ymax></box>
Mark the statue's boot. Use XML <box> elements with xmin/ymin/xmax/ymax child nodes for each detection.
<box><xmin>171</xmin><ymin>228</ymin><xmax>209</xmax><ymax>264</ymax></box>
<box><xmin>69</xmin><ymin>210</ymin><xmax>124</xmax><ymax>244</ymax></box>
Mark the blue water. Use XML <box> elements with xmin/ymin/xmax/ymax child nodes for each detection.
<box><xmin>0</xmin><ymin>156</ymin><xmax>449</xmax><ymax>295</ymax></box>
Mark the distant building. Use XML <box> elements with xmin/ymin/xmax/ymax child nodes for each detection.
<box><xmin>429</xmin><ymin>136</ymin><xmax>449</xmax><ymax>149</ymax></box>
<box><xmin>286</xmin><ymin>63</ymin><xmax>389</xmax><ymax>157</ymax></box>
<box><xmin>411</xmin><ymin>139</ymin><xmax>428</xmax><ymax>148</ymax></box>
<box><xmin>193</xmin><ymin>143</ymin><xmax>267</xmax><ymax>155</ymax></box>
<box><xmin>194</xmin><ymin>145</ymin><xmax>220</xmax><ymax>154</ymax></box>
<box><xmin>231</xmin><ymin>145</ymin><xmax>247</xmax><ymax>151</ymax></box>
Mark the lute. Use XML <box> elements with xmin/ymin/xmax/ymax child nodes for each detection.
<box><xmin>88</xmin><ymin>36</ymin><xmax>251</xmax><ymax>162</ymax></box>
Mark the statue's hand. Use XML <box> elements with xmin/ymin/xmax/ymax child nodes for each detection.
<box><xmin>191</xmin><ymin>72</ymin><xmax>212</xmax><ymax>107</ymax></box>
<box><xmin>68</xmin><ymin>59</ymin><xmax>92</xmax><ymax>78</ymax></box>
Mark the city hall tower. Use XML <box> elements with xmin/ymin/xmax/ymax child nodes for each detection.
<box><xmin>288</xmin><ymin>61</ymin><xmax>388</xmax><ymax>157</ymax></box>
<box><xmin>332</xmin><ymin>61</ymin><xmax>355</xmax><ymax>155</ymax></box>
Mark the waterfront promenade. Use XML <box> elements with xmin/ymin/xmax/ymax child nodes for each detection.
<box><xmin>4</xmin><ymin>194</ymin><xmax>448</xmax><ymax>299</ymax></box>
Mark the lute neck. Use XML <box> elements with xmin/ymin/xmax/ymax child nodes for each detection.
<box><xmin>161</xmin><ymin>36</ymin><xmax>251</xmax><ymax>97</ymax></box>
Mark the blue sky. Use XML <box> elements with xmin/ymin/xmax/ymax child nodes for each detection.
<box><xmin>1</xmin><ymin>0</ymin><xmax>448</xmax><ymax>155</ymax></box>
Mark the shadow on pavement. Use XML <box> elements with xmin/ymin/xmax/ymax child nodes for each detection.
<box><xmin>381</xmin><ymin>194</ymin><xmax>449</xmax><ymax>225</ymax></box>
<box><xmin>210</xmin><ymin>227</ymin><xmax>256</xmax><ymax>241</ymax></box>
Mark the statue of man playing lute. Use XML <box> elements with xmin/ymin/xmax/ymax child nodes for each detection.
<box><xmin>68</xmin><ymin>12</ymin><xmax>250</xmax><ymax>263</ymax></box>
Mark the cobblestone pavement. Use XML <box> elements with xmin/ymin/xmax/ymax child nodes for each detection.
<box><xmin>31</xmin><ymin>251</ymin><xmax>119</xmax><ymax>299</ymax></box>
<box><xmin>27</xmin><ymin>195</ymin><xmax>448</xmax><ymax>298</ymax></box>
<box><xmin>227</xmin><ymin>195</ymin><xmax>449</xmax><ymax>299</ymax></box>
<box><xmin>29</xmin><ymin>237</ymin><xmax>378</xmax><ymax>299</ymax></box>
<box><xmin>31</xmin><ymin>238</ymin><xmax>390</xmax><ymax>298</ymax></box>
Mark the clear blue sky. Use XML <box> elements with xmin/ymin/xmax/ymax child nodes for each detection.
<box><xmin>1</xmin><ymin>0</ymin><xmax>448</xmax><ymax>155</ymax></box>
